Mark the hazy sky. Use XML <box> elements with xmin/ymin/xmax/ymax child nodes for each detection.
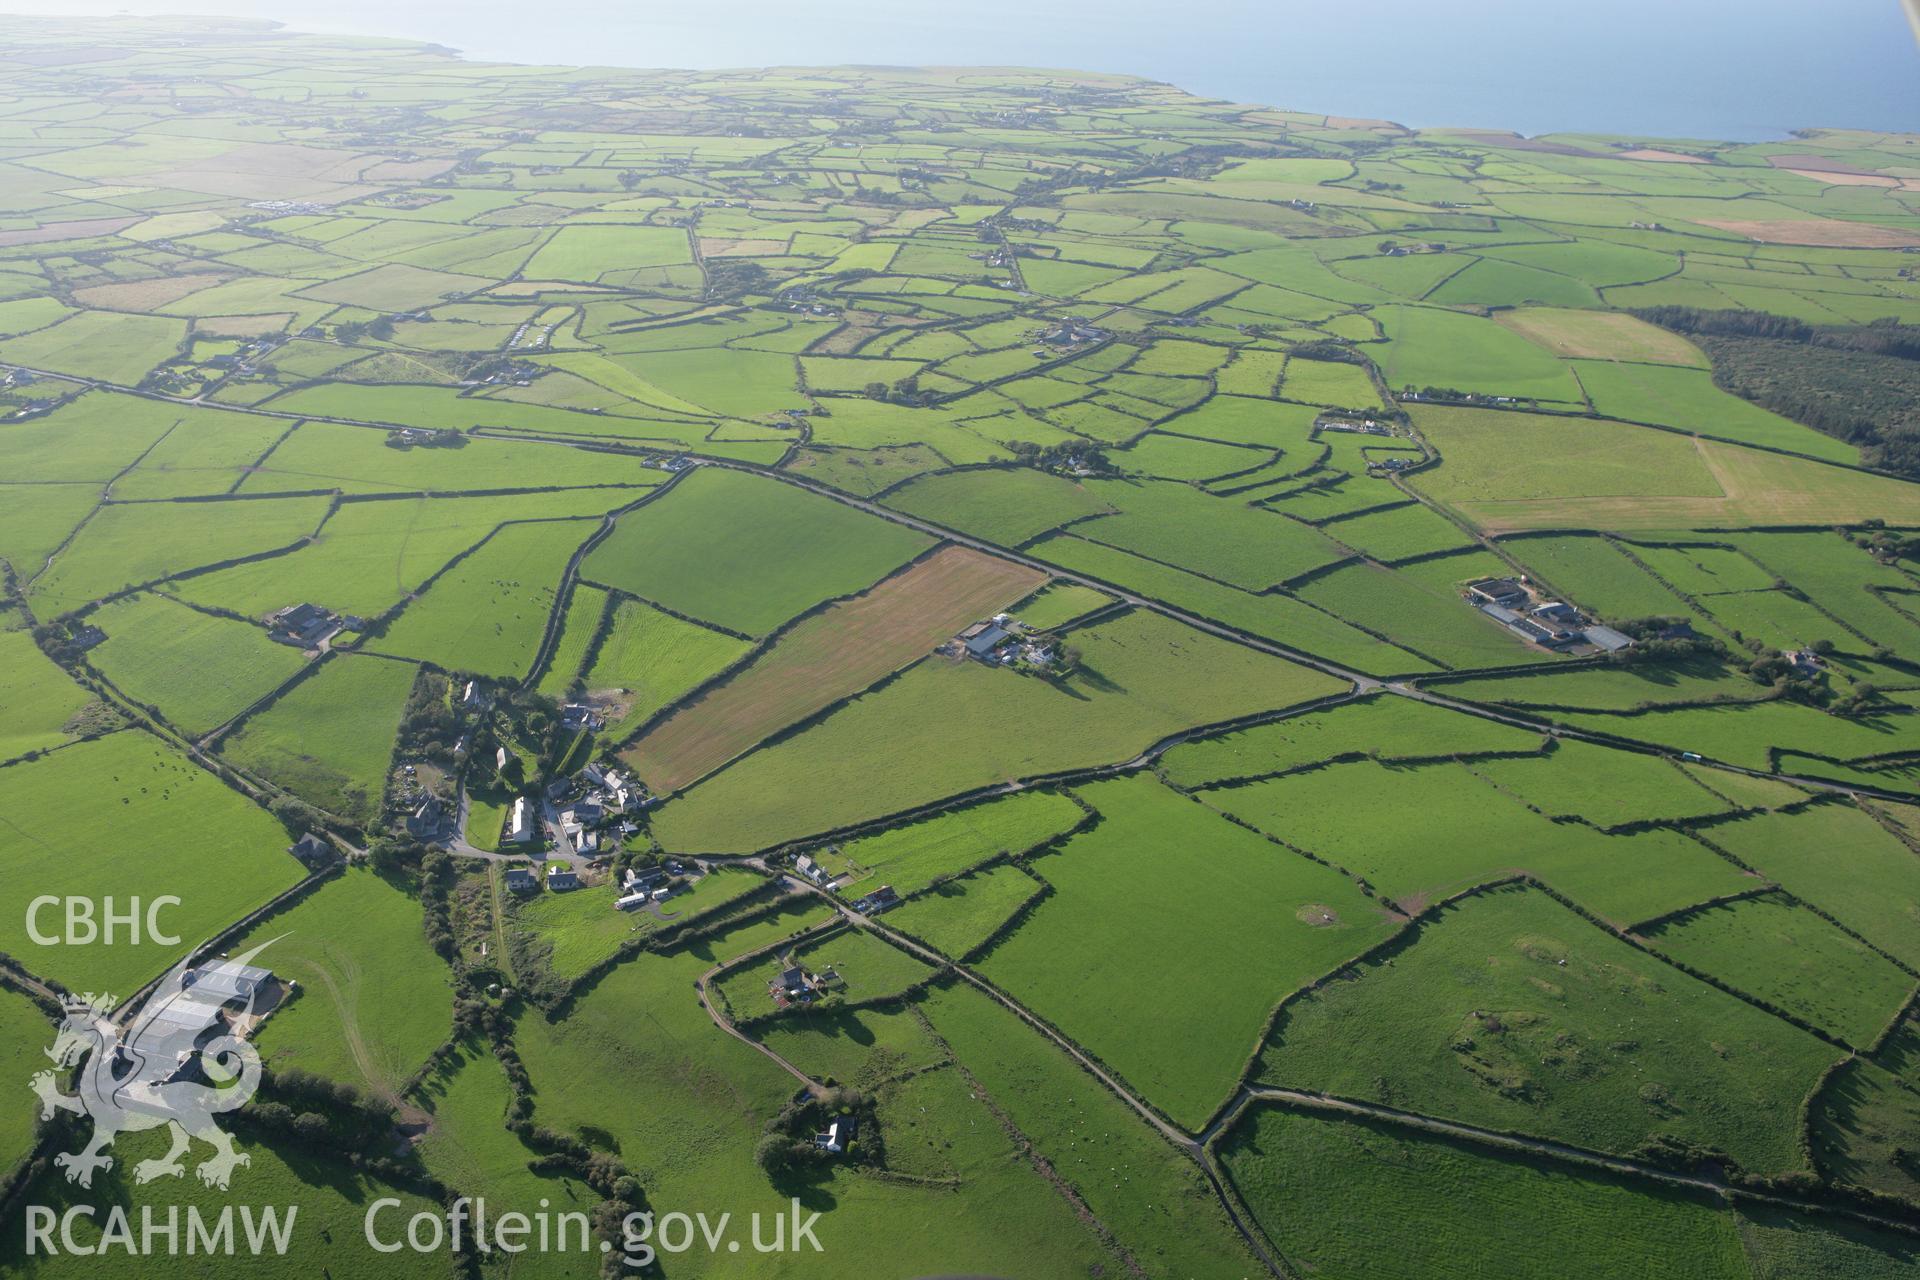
<box><xmin>4</xmin><ymin>0</ymin><xmax>1916</xmax><ymax>139</ymax></box>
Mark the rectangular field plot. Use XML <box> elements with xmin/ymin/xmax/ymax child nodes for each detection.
<box><xmin>580</xmin><ymin>596</ymin><xmax>752</xmax><ymax>738</ymax></box>
<box><xmin>1253</xmin><ymin>883</ymin><xmax>1838</xmax><ymax>1174</ymax></box>
<box><xmin>235</xmin><ymin>866</ymin><xmax>452</xmax><ymax>1093</ymax></box>
<box><xmin>1207</xmin><ymin>758</ymin><xmax>1754</xmax><ymax>924</ymax></box>
<box><xmin>1640</xmin><ymin>892</ymin><xmax>1914</xmax><ymax>1046</ymax></box>
<box><xmin>920</xmin><ymin>978</ymin><xmax>1267</xmax><ymax>1280</ymax></box>
<box><xmin>624</xmin><ymin>545</ymin><xmax>1044</xmax><ymax>792</ymax></box>
<box><xmin>883</xmin><ymin>862</ymin><xmax>1046</xmax><ymax>959</ymax></box>
<box><xmin>1706</xmin><ymin>803</ymin><xmax>1920</xmax><ymax>971</ymax></box>
<box><xmin>27</xmin><ymin>494</ymin><xmax>330</xmax><ymax>619</ymax></box>
<box><xmin>215</xmin><ymin>654</ymin><xmax>416</xmax><ymax>823</ymax></box>
<box><xmin>882</xmin><ymin>466</ymin><xmax>1116</xmax><ymax>546</ymax></box>
<box><xmin>509</xmin><ymin>865</ymin><xmax>764</xmax><ymax>984</ymax></box>
<box><xmin>0</xmin><ymin>625</ymin><xmax>101</xmax><ymax>764</ymax></box>
<box><xmin>977</xmin><ymin>774</ymin><xmax>1399</xmax><ymax>1130</ymax></box>
<box><xmin>1033</xmin><ymin>532</ymin><xmax>1433</xmax><ymax>674</ymax></box>
<box><xmin>581</xmin><ymin>467</ymin><xmax>932</xmax><ymax>635</ymax></box>
<box><xmin>1219</xmin><ymin>1106</ymin><xmax>1746</xmax><ymax>1280</ymax></box>
<box><xmin>88</xmin><ymin>593</ymin><xmax>308</xmax><ymax>736</ymax></box>
<box><xmin>1468</xmin><ymin>740</ymin><xmax>1742</xmax><ymax>827</ymax></box>
<box><xmin>651</xmin><ymin>608</ymin><xmax>1345</xmax><ymax>852</ymax></box>
<box><xmin>0</xmin><ymin>732</ymin><xmax>303</xmax><ymax>996</ymax></box>
<box><xmin>369</xmin><ymin>518</ymin><xmax>597</xmax><ymax>678</ymax></box>
<box><xmin>817</xmin><ymin>789</ymin><xmax>1087</xmax><ymax>896</ymax></box>
<box><xmin>1160</xmin><ymin>691</ymin><xmax>1544</xmax><ymax>787</ymax></box>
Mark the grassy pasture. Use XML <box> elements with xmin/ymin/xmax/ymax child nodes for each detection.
<box><xmin>236</xmin><ymin>867</ymin><xmax>452</xmax><ymax>1095</ymax></box>
<box><xmin>1497</xmin><ymin>306</ymin><xmax>1707</xmax><ymax>365</ymax></box>
<box><xmin>88</xmin><ymin>593</ymin><xmax>308</xmax><ymax>736</ymax></box>
<box><xmin>1640</xmin><ymin>892</ymin><xmax>1913</xmax><ymax>1046</ymax></box>
<box><xmin>0</xmin><ymin>307</ymin><xmax>186</xmax><ymax>383</ymax></box>
<box><xmin>1255</xmin><ymin>883</ymin><xmax>1838</xmax><ymax>1174</ymax></box>
<box><xmin>370</xmin><ymin>518</ymin><xmax>595</xmax><ymax>678</ymax></box>
<box><xmin>0</xmin><ymin>984</ymin><xmax>53</xmax><ymax>1169</ymax></box>
<box><xmin>581</xmin><ymin>468</ymin><xmax>931</xmax><ymax>635</ymax></box>
<box><xmin>1575</xmin><ymin>359</ymin><xmax>1858</xmax><ymax>462</ymax></box>
<box><xmin>1012</xmin><ymin>580</ymin><xmax>1113</xmax><ymax>629</ymax></box>
<box><xmin>979</xmin><ymin>774</ymin><xmax>1398</xmax><ymax>1129</ymax></box>
<box><xmin>0</xmin><ymin>731</ymin><xmax>302</xmax><ymax>995</ymax></box>
<box><xmin>1076</xmin><ymin>477</ymin><xmax>1349</xmax><ymax>588</ymax></box>
<box><xmin>0</xmin><ymin>625</ymin><xmax>100</xmax><ymax>763</ymax></box>
<box><xmin>625</xmin><ymin>546</ymin><xmax>1042</xmax><ymax>791</ymax></box>
<box><xmin>920</xmin><ymin>978</ymin><xmax>1267</xmax><ymax>1279</ymax></box>
<box><xmin>1033</xmin><ymin>532</ymin><xmax>1432</xmax><ymax>674</ymax></box>
<box><xmin>534</xmin><ymin>580</ymin><xmax>609</xmax><ymax>696</ymax></box>
<box><xmin>1159</xmin><ymin>691</ymin><xmax>1544</xmax><ymax>787</ymax></box>
<box><xmin>1208</xmin><ymin>758</ymin><xmax>1754</xmax><ymax>924</ymax></box>
<box><xmin>653</xmin><ymin>608</ymin><xmax>1344</xmax><ymax>852</ymax></box>
<box><xmin>1469</xmin><ymin>741</ymin><xmax>1739</xmax><ymax>827</ymax></box>
<box><xmin>179</xmin><ymin>491</ymin><xmax>632</xmax><ymax>622</ymax></box>
<box><xmin>0</xmin><ymin>1129</ymin><xmax>449</xmax><ymax>1280</ymax></box>
<box><xmin>510</xmin><ymin>866</ymin><xmax>762</xmax><ymax>983</ymax></box>
<box><xmin>883</xmin><ymin>862</ymin><xmax>1046</xmax><ymax>958</ymax></box>
<box><xmin>216</xmin><ymin>654</ymin><xmax>414</xmax><ymax>822</ymax></box>
<box><xmin>509</xmin><ymin>905</ymin><xmax>1116</xmax><ymax>1280</ymax></box>
<box><xmin>821</xmin><ymin>789</ymin><xmax>1086</xmax><ymax>896</ymax></box>
<box><xmin>1220</xmin><ymin>1106</ymin><xmax>1747</xmax><ymax>1280</ymax></box>
<box><xmin>580</xmin><ymin>596</ymin><xmax>752</xmax><ymax>739</ymax></box>
<box><xmin>1706</xmin><ymin>803</ymin><xmax>1920</xmax><ymax>971</ymax></box>
<box><xmin>882</xmin><ymin>466</ymin><xmax>1116</xmax><ymax>545</ymax></box>
<box><xmin>28</xmin><ymin>494</ymin><xmax>330</xmax><ymax>619</ymax></box>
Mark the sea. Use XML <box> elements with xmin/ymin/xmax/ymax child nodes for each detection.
<box><xmin>10</xmin><ymin>0</ymin><xmax>1920</xmax><ymax>142</ymax></box>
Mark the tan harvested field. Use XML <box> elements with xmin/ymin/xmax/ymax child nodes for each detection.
<box><xmin>0</xmin><ymin>215</ymin><xmax>136</xmax><ymax>245</ymax></box>
<box><xmin>623</xmin><ymin>544</ymin><xmax>1045</xmax><ymax>792</ymax></box>
<box><xmin>72</xmin><ymin>272</ymin><xmax>231</xmax><ymax>311</ymax></box>
<box><xmin>1616</xmin><ymin>148</ymin><xmax>1709</xmax><ymax>163</ymax></box>
<box><xmin>1497</xmin><ymin>308</ymin><xmax>1706</xmax><ymax>366</ymax></box>
<box><xmin>1698</xmin><ymin>217</ymin><xmax>1920</xmax><ymax>248</ymax></box>
<box><xmin>1440</xmin><ymin>437</ymin><xmax>1920</xmax><ymax>533</ymax></box>
<box><xmin>1784</xmin><ymin>168</ymin><xmax>1903</xmax><ymax>188</ymax></box>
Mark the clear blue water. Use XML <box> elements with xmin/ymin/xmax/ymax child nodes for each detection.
<box><xmin>15</xmin><ymin>0</ymin><xmax>1920</xmax><ymax>141</ymax></box>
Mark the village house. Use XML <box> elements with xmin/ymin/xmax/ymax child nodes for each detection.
<box><xmin>793</xmin><ymin>853</ymin><xmax>828</xmax><ymax>886</ymax></box>
<box><xmin>813</xmin><ymin>1114</ymin><xmax>858</xmax><ymax>1155</ymax></box>
<box><xmin>546</xmin><ymin>863</ymin><xmax>580</xmax><ymax>891</ymax></box>
<box><xmin>853</xmin><ymin>885</ymin><xmax>901</xmax><ymax>915</ymax></box>
<box><xmin>407</xmin><ymin>795</ymin><xmax>446</xmax><ymax>840</ymax></box>
<box><xmin>287</xmin><ymin>832</ymin><xmax>332</xmax><ymax>868</ymax></box>
<box><xmin>559</xmin><ymin>703</ymin><xmax>604</xmax><ymax>733</ymax></box>
<box><xmin>505</xmin><ymin>795</ymin><xmax>533</xmax><ymax>844</ymax></box>
<box><xmin>502</xmin><ymin>866</ymin><xmax>537</xmax><ymax>893</ymax></box>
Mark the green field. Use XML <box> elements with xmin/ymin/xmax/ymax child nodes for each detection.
<box><xmin>236</xmin><ymin>867</ymin><xmax>453</xmax><ymax>1095</ymax></box>
<box><xmin>653</xmin><ymin>609</ymin><xmax>1344</xmax><ymax>852</ymax></box>
<box><xmin>1254</xmin><ymin>884</ymin><xmax>1838</xmax><ymax>1174</ymax></box>
<box><xmin>980</xmin><ymin>774</ymin><xmax>1398</xmax><ymax>1128</ymax></box>
<box><xmin>216</xmin><ymin>655</ymin><xmax>415</xmax><ymax>822</ymax></box>
<box><xmin>1220</xmin><ymin>1106</ymin><xmax>1747</xmax><ymax>1280</ymax></box>
<box><xmin>0</xmin><ymin>731</ymin><xmax>303</xmax><ymax>996</ymax></box>
<box><xmin>370</xmin><ymin>518</ymin><xmax>596</xmax><ymax>677</ymax></box>
<box><xmin>581</xmin><ymin>468</ymin><xmax>932</xmax><ymax>635</ymax></box>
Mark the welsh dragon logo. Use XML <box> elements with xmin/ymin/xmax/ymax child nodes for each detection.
<box><xmin>30</xmin><ymin>940</ymin><xmax>276</xmax><ymax>1190</ymax></box>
